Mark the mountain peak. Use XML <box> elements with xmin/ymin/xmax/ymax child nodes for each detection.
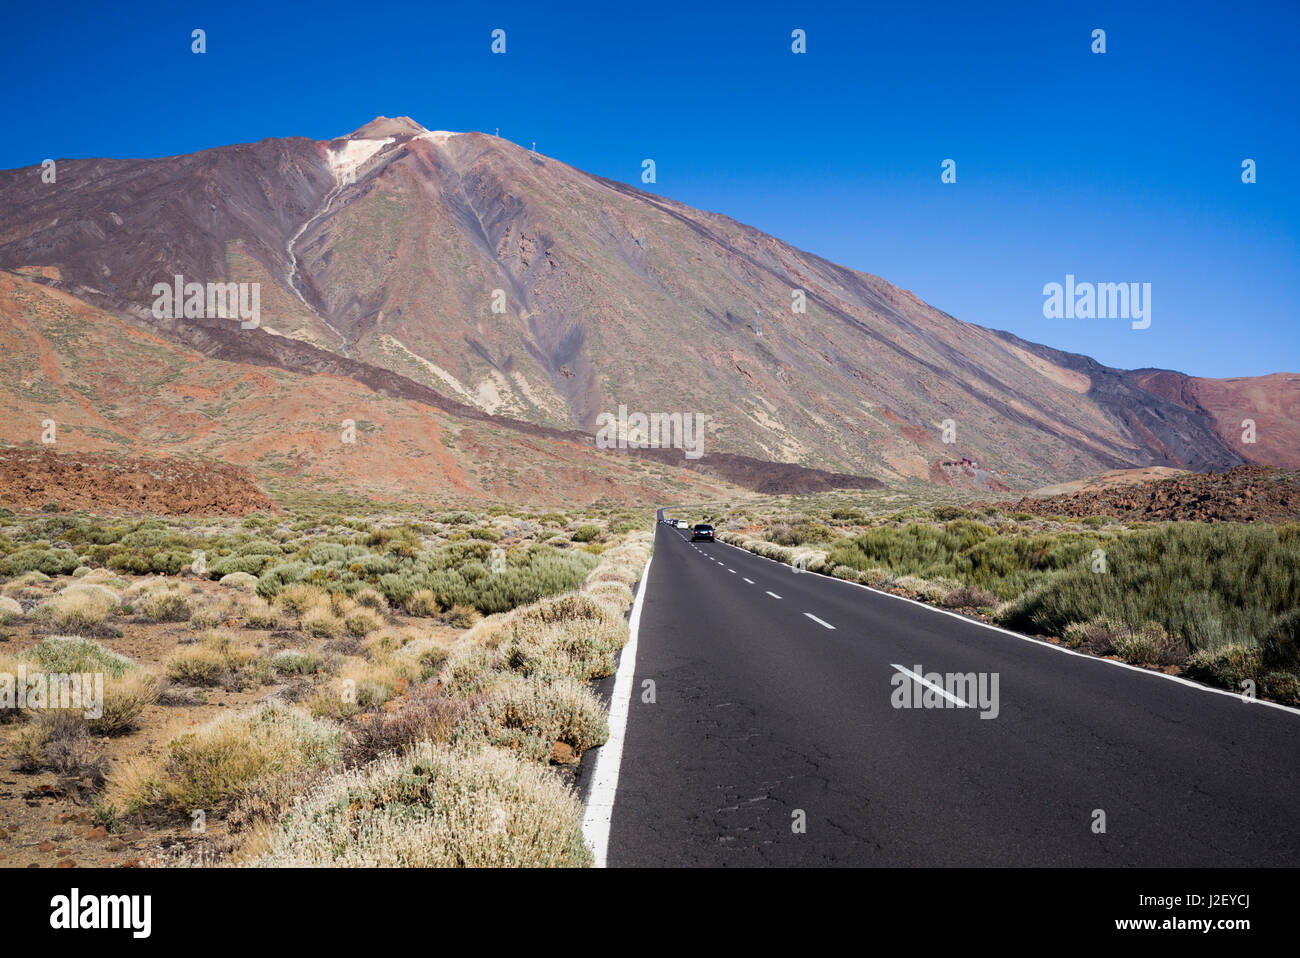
<box><xmin>343</xmin><ymin>116</ymin><xmax>429</xmax><ymax>140</ymax></box>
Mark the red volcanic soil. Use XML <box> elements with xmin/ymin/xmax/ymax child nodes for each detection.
<box><xmin>0</xmin><ymin>446</ymin><xmax>277</xmax><ymax>516</ymax></box>
<box><xmin>1134</xmin><ymin>370</ymin><xmax>1300</xmax><ymax>469</ymax></box>
<box><xmin>983</xmin><ymin>465</ymin><xmax>1300</xmax><ymax>523</ymax></box>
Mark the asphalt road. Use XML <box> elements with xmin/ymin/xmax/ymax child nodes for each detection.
<box><xmin>601</xmin><ymin>515</ymin><xmax>1300</xmax><ymax>866</ymax></box>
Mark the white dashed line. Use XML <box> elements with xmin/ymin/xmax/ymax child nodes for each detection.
<box><xmin>804</xmin><ymin>613</ymin><xmax>836</xmax><ymax>630</ymax></box>
<box><xmin>743</xmin><ymin>578</ymin><xmax>754</xmax><ymax>584</ymax></box>
<box><xmin>765</xmin><ymin>591</ymin><xmax>782</xmax><ymax>599</ymax></box>
<box><xmin>891</xmin><ymin>664</ymin><xmax>970</xmax><ymax>708</ymax></box>
<box><xmin>713</xmin><ymin>533</ymin><xmax>1300</xmax><ymax>719</ymax></box>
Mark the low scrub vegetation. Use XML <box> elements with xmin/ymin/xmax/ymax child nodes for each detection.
<box><xmin>720</xmin><ymin>508</ymin><xmax>1300</xmax><ymax>704</ymax></box>
<box><xmin>5</xmin><ymin>637</ymin><xmax>159</xmax><ymax>775</ymax></box>
<box><xmin>0</xmin><ymin>504</ymin><xmax>656</xmax><ymax>866</ymax></box>
<box><xmin>246</xmin><ymin>742</ymin><xmax>590</xmax><ymax>867</ymax></box>
<box><xmin>103</xmin><ymin>702</ymin><xmax>342</xmax><ymax>820</ymax></box>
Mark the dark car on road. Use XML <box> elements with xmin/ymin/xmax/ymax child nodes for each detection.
<box><xmin>691</xmin><ymin>523</ymin><xmax>715</xmax><ymax>542</ymax></box>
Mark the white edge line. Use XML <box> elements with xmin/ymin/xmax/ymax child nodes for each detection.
<box><xmin>892</xmin><ymin>663</ymin><xmax>970</xmax><ymax>707</ymax></box>
<box><xmin>717</xmin><ymin>538</ymin><xmax>1300</xmax><ymax>719</ymax></box>
<box><xmin>581</xmin><ymin>550</ymin><xmax>653</xmax><ymax>866</ymax></box>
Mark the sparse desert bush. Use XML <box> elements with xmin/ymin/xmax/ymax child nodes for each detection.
<box><xmin>219</xmin><ymin>571</ymin><xmax>260</xmax><ymax>592</ymax></box>
<box><xmin>353</xmin><ymin>587</ymin><xmax>389</xmax><ymax>611</ymax></box>
<box><xmin>338</xmin><ymin>658</ymin><xmax>405</xmax><ymax>709</ymax></box>
<box><xmin>931</xmin><ymin>505</ymin><xmax>970</xmax><ymax>522</ymax></box>
<box><xmin>81</xmin><ymin>568</ymin><xmax>127</xmax><ymax>586</ymax></box>
<box><xmin>0</xmin><ymin>595</ymin><xmax>23</xmax><ymax>624</ymax></box>
<box><xmin>189</xmin><ymin>596</ymin><xmax>232</xmax><ymax>629</ymax></box>
<box><xmin>256</xmin><ymin>561</ymin><xmax>312</xmax><ymax>598</ymax></box>
<box><xmin>301</xmin><ymin>603</ymin><xmax>343</xmax><ymax>639</ymax></box>
<box><xmin>445</xmin><ymin>604</ymin><xmax>478</xmax><ymax>629</ymax></box>
<box><xmin>582</xmin><ymin>580</ymin><xmax>634</xmax><ymax>610</ymax></box>
<box><xmin>457</xmin><ymin>677</ymin><xmax>608</xmax><ymax>762</ymax></box>
<box><xmin>272</xmin><ymin>582</ymin><xmax>325</xmax><ymax>615</ymax></box>
<box><xmin>1260</xmin><ymin>607</ymin><xmax>1300</xmax><ymax>670</ymax></box>
<box><xmin>3</xmin><ymin>570</ymin><xmax>50</xmax><ymax>596</ymax></box>
<box><xmin>93</xmin><ymin>670</ymin><xmax>161</xmax><ymax>735</ymax></box>
<box><xmin>343</xmin><ymin>607</ymin><xmax>384</xmax><ymax>637</ymax></box>
<box><xmin>242</xmin><ymin>596</ymin><xmax>281</xmax><ymax>630</ymax></box>
<box><xmin>1186</xmin><ymin>643</ymin><xmax>1266</xmax><ymax>695</ymax></box>
<box><xmin>500</xmin><ymin>592</ymin><xmax>628</xmax><ymax>682</ymax></box>
<box><xmin>942</xmin><ymin>584</ymin><xmax>998</xmax><ymax>609</ymax></box>
<box><xmin>15</xmin><ymin>710</ymin><xmax>103</xmax><ymax>779</ymax></box>
<box><xmin>325</xmin><ymin>592</ymin><xmax>357</xmax><ymax>617</ymax></box>
<box><xmin>8</xmin><ymin>638</ymin><xmax>158</xmax><ymax>737</ymax></box>
<box><xmin>437</xmin><ymin>633</ymin><xmax>510</xmax><ymax>697</ymax></box>
<box><xmin>830</xmin><ymin>521</ymin><xmax>1095</xmax><ymax>600</ymax></box>
<box><xmin>395</xmin><ymin>637</ymin><xmax>450</xmax><ymax>681</ymax></box>
<box><xmin>570</xmin><ymin>525</ymin><xmax>601</xmax><ymax>543</ymax></box>
<box><xmin>138</xmin><ymin>588</ymin><xmax>192</xmax><ymax>623</ymax></box>
<box><xmin>347</xmin><ymin>684</ymin><xmax>471</xmax><ymax>763</ymax></box>
<box><xmin>1054</xmin><ymin>617</ymin><xmax>1187</xmax><ymax>666</ymax></box>
<box><xmin>1183</xmin><ymin>609</ymin><xmax>1300</xmax><ymax>704</ymax></box>
<box><xmin>122</xmin><ymin>577</ymin><xmax>169</xmax><ymax>602</ymax></box>
<box><xmin>166</xmin><ymin>631</ymin><xmax>265</xmax><ymax>689</ymax></box>
<box><xmin>270</xmin><ymin>649</ymin><xmax>322</xmax><ymax>676</ymax></box>
<box><xmin>892</xmin><ymin>575</ymin><xmax>958</xmax><ymax>604</ymax></box>
<box><xmin>361</xmin><ymin>630</ymin><xmax>403</xmax><ymax>659</ymax></box>
<box><xmin>208</xmin><ymin>554</ymin><xmax>273</xmax><ymax>578</ymax></box>
<box><xmin>767</xmin><ymin>520</ymin><xmax>836</xmax><ymax>547</ymax></box>
<box><xmin>26</xmin><ymin>635</ymin><xmax>134</xmax><ymax>678</ymax></box>
<box><xmin>31</xmin><ymin>583</ymin><xmax>121</xmax><ymax>631</ymax></box>
<box><xmin>105</xmin><ymin>702</ymin><xmax>341</xmax><ymax>818</ymax></box>
<box><xmin>247</xmin><ymin>742</ymin><xmax>590</xmax><ymax>867</ymax></box>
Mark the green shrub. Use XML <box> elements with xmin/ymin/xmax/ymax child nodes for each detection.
<box><xmin>209</xmin><ymin>554</ymin><xmax>272</xmax><ymax>577</ymax></box>
<box><xmin>0</xmin><ymin>546</ymin><xmax>80</xmax><ymax>576</ymax></box>
<box><xmin>270</xmin><ymin>650</ymin><xmax>322</xmax><ymax>675</ymax></box>
<box><xmin>257</xmin><ymin>561</ymin><xmax>311</xmax><ymax>597</ymax></box>
<box><xmin>26</xmin><ymin>635</ymin><xmax>135</xmax><ymax>678</ymax></box>
<box><xmin>998</xmin><ymin>523</ymin><xmax>1300</xmax><ymax>654</ymax></box>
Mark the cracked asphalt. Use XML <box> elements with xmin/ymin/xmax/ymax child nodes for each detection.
<box><xmin>601</xmin><ymin>518</ymin><xmax>1300</xmax><ymax>866</ymax></box>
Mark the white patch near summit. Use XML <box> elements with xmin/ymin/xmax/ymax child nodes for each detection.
<box><xmin>327</xmin><ymin>137</ymin><xmax>395</xmax><ymax>184</ymax></box>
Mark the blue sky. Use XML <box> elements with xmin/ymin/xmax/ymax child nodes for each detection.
<box><xmin>3</xmin><ymin>0</ymin><xmax>1296</xmax><ymax>377</ymax></box>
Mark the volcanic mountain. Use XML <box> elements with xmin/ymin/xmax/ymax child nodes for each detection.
<box><xmin>0</xmin><ymin>115</ymin><xmax>1294</xmax><ymax>493</ymax></box>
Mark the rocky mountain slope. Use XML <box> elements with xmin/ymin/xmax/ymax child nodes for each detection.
<box><xmin>0</xmin><ymin>271</ymin><xmax>745</xmax><ymax>506</ymax></box>
<box><xmin>1</xmin><ymin>116</ymin><xmax>1294</xmax><ymax>489</ymax></box>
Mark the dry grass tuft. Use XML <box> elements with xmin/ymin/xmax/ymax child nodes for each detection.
<box><xmin>245</xmin><ymin>742</ymin><xmax>590</xmax><ymax>867</ymax></box>
<box><xmin>104</xmin><ymin>702</ymin><xmax>341</xmax><ymax>820</ymax></box>
<box><xmin>165</xmin><ymin>630</ymin><xmax>266</xmax><ymax>689</ymax></box>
